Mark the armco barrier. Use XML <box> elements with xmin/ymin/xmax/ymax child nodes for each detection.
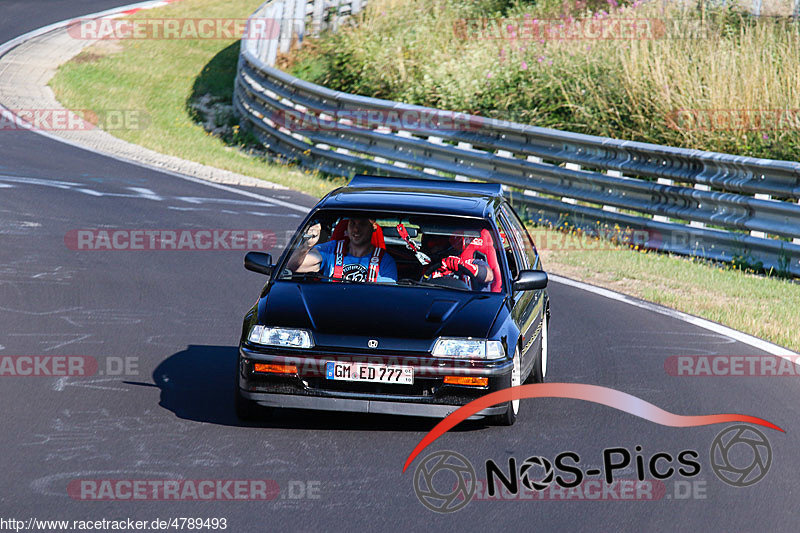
<box><xmin>234</xmin><ymin>0</ymin><xmax>800</xmax><ymax>276</ymax></box>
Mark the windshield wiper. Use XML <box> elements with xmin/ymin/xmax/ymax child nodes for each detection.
<box><xmin>398</xmin><ymin>278</ymin><xmax>472</xmax><ymax>291</ymax></box>
<box><xmin>290</xmin><ymin>273</ymin><xmax>394</xmax><ymax>284</ymax></box>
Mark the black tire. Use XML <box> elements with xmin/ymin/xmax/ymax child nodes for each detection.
<box><xmin>492</xmin><ymin>348</ymin><xmax>521</xmax><ymax>426</ymax></box>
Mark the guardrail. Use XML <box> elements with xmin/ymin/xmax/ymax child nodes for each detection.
<box><xmin>234</xmin><ymin>0</ymin><xmax>800</xmax><ymax>276</ymax></box>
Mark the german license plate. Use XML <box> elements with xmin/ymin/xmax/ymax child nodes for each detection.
<box><xmin>325</xmin><ymin>361</ymin><xmax>413</xmax><ymax>384</ymax></box>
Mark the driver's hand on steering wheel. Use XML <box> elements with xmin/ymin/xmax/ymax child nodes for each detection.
<box><xmin>442</xmin><ymin>256</ymin><xmax>479</xmax><ymax>277</ymax></box>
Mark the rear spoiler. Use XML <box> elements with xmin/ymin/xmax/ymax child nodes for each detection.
<box><xmin>347</xmin><ymin>175</ymin><xmax>503</xmax><ymax>197</ymax></box>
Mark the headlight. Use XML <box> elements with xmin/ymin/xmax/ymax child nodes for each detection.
<box><xmin>248</xmin><ymin>326</ymin><xmax>314</xmax><ymax>348</ymax></box>
<box><xmin>431</xmin><ymin>338</ymin><xmax>505</xmax><ymax>360</ymax></box>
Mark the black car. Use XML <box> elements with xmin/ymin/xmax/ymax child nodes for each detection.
<box><xmin>236</xmin><ymin>175</ymin><xmax>549</xmax><ymax>425</ymax></box>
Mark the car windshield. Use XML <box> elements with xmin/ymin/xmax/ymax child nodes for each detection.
<box><xmin>277</xmin><ymin>210</ymin><xmax>504</xmax><ymax>292</ymax></box>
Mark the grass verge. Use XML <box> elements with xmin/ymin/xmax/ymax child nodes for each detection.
<box><xmin>49</xmin><ymin>0</ymin><xmax>345</xmax><ymax>198</ymax></box>
<box><xmin>48</xmin><ymin>0</ymin><xmax>800</xmax><ymax>351</ymax></box>
<box><xmin>535</xmin><ymin>229</ymin><xmax>800</xmax><ymax>352</ymax></box>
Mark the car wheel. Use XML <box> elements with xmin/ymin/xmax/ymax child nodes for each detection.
<box><xmin>492</xmin><ymin>347</ymin><xmax>521</xmax><ymax>426</ymax></box>
<box><xmin>528</xmin><ymin>311</ymin><xmax>548</xmax><ymax>384</ymax></box>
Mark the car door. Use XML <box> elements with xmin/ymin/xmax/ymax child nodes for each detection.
<box><xmin>497</xmin><ymin>203</ymin><xmax>545</xmax><ymax>378</ymax></box>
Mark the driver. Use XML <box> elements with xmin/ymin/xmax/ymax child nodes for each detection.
<box><xmin>287</xmin><ymin>217</ymin><xmax>397</xmax><ymax>283</ymax></box>
<box><xmin>423</xmin><ymin>229</ymin><xmax>501</xmax><ymax>292</ymax></box>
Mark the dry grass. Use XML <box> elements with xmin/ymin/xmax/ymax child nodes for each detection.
<box><xmin>289</xmin><ymin>0</ymin><xmax>800</xmax><ymax>160</ymax></box>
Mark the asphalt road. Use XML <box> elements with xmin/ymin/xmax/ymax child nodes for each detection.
<box><xmin>1</xmin><ymin>2</ymin><xmax>799</xmax><ymax>531</ymax></box>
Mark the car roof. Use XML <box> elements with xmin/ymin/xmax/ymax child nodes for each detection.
<box><xmin>316</xmin><ymin>175</ymin><xmax>504</xmax><ymax>218</ymax></box>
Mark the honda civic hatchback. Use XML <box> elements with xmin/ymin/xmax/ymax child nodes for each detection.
<box><xmin>236</xmin><ymin>175</ymin><xmax>549</xmax><ymax>425</ymax></box>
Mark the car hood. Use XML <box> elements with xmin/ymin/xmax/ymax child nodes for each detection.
<box><xmin>260</xmin><ymin>281</ymin><xmax>505</xmax><ymax>348</ymax></box>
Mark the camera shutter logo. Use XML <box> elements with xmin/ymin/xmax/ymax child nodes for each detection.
<box><xmin>413</xmin><ymin>450</ymin><xmax>476</xmax><ymax>513</ymax></box>
<box><xmin>519</xmin><ymin>456</ymin><xmax>554</xmax><ymax>491</ymax></box>
<box><xmin>710</xmin><ymin>424</ymin><xmax>772</xmax><ymax>487</ymax></box>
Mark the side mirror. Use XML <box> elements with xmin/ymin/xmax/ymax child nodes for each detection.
<box><xmin>244</xmin><ymin>252</ymin><xmax>273</xmax><ymax>276</ymax></box>
<box><xmin>512</xmin><ymin>270</ymin><xmax>548</xmax><ymax>291</ymax></box>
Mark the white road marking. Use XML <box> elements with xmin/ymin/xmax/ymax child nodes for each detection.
<box><xmin>549</xmin><ymin>274</ymin><xmax>797</xmax><ymax>357</ymax></box>
<box><xmin>53</xmin><ymin>377</ymin><xmax>129</xmax><ymax>392</ymax></box>
<box><xmin>0</xmin><ymin>173</ymin><xmax>304</xmax><ymax>209</ymax></box>
<box><xmin>0</xmin><ymin>174</ymin><xmax>81</xmax><ymax>188</ymax></box>
<box><xmin>7</xmin><ymin>332</ymin><xmax>97</xmax><ymax>352</ymax></box>
<box><xmin>127</xmin><ymin>187</ymin><xmax>162</xmax><ymax>200</ymax></box>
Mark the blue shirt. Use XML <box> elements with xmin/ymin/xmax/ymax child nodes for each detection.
<box><xmin>315</xmin><ymin>240</ymin><xmax>398</xmax><ymax>283</ymax></box>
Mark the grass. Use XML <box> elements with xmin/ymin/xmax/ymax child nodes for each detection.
<box><xmin>49</xmin><ymin>0</ymin><xmax>345</xmax><ymax>198</ymax></box>
<box><xmin>285</xmin><ymin>0</ymin><xmax>800</xmax><ymax>161</ymax></box>
<box><xmin>48</xmin><ymin>0</ymin><xmax>800</xmax><ymax>352</ymax></box>
<box><xmin>536</xmin><ymin>232</ymin><xmax>800</xmax><ymax>352</ymax></box>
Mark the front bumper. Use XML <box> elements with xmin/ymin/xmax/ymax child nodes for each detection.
<box><xmin>241</xmin><ymin>390</ymin><xmax>506</xmax><ymax>419</ymax></box>
<box><xmin>238</xmin><ymin>344</ymin><xmax>513</xmax><ymax>419</ymax></box>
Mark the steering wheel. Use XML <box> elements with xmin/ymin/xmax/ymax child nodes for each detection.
<box><xmin>422</xmin><ymin>258</ymin><xmax>451</xmax><ymax>277</ymax></box>
<box><xmin>420</xmin><ymin>263</ymin><xmax>470</xmax><ymax>290</ymax></box>
<box><xmin>420</xmin><ymin>273</ymin><xmax>470</xmax><ymax>290</ymax></box>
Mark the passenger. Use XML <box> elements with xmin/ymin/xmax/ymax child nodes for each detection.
<box><xmin>423</xmin><ymin>229</ymin><xmax>502</xmax><ymax>292</ymax></box>
<box><xmin>288</xmin><ymin>217</ymin><xmax>397</xmax><ymax>283</ymax></box>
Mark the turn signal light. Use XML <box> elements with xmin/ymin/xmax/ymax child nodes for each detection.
<box><xmin>253</xmin><ymin>363</ymin><xmax>298</xmax><ymax>374</ymax></box>
<box><xmin>443</xmin><ymin>376</ymin><xmax>488</xmax><ymax>387</ymax></box>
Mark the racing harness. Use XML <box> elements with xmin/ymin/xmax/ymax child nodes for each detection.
<box><xmin>332</xmin><ymin>238</ymin><xmax>385</xmax><ymax>282</ymax></box>
<box><xmin>396</xmin><ymin>223</ymin><xmax>431</xmax><ymax>266</ymax></box>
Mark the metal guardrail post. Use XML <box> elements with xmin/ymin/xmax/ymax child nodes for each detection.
<box><xmin>279</xmin><ymin>0</ymin><xmax>294</xmax><ymax>53</ymax></box>
<box><xmin>603</xmin><ymin>170</ymin><xmax>622</xmax><ymax>213</ymax></box>
<box><xmin>562</xmin><ymin>163</ymin><xmax>579</xmax><ymax>205</ymax></box>
<box><xmin>331</xmin><ymin>0</ymin><xmax>342</xmax><ymax>33</ymax></box>
<box><xmin>312</xmin><ymin>0</ymin><xmax>325</xmax><ymax>35</ymax></box>
<box><xmin>690</xmin><ymin>183</ymin><xmax>710</xmax><ymax>229</ymax></box>
<box><xmin>266</xmin><ymin>3</ymin><xmax>280</xmax><ymax>66</ymax></box>
<box><xmin>293</xmin><ymin>0</ymin><xmax>306</xmax><ymax>47</ymax></box>
<box><xmin>751</xmin><ymin>194</ymin><xmax>771</xmax><ymax>238</ymax></box>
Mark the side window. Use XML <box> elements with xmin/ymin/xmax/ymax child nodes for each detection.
<box><xmin>496</xmin><ymin>212</ymin><xmax>523</xmax><ymax>280</ymax></box>
<box><xmin>500</xmin><ymin>203</ymin><xmax>537</xmax><ymax>269</ymax></box>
